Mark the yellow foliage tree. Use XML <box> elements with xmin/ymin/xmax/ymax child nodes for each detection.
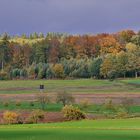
<box><xmin>53</xmin><ymin>64</ymin><xmax>64</xmax><ymax>78</ymax></box>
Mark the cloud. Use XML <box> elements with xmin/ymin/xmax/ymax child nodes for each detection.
<box><xmin>0</xmin><ymin>0</ymin><xmax>139</xmax><ymax>35</ymax></box>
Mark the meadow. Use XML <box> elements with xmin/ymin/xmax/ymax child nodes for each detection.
<box><xmin>0</xmin><ymin>79</ymin><xmax>140</xmax><ymax>140</ymax></box>
<box><xmin>0</xmin><ymin>119</ymin><xmax>140</xmax><ymax>140</ymax></box>
<box><xmin>0</xmin><ymin>79</ymin><xmax>140</xmax><ymax>94</ymax></box>
<box><xmin>0</xmin><ymin>101</ymin><xmax>140</xmax><ymax>114</ymax></box>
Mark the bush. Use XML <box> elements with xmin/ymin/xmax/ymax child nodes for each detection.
<box><xmin>56</xmin><ymin>91</ymin><xmax>74</xmax><ymax>106</ymax></box>
<box><xmin>104</xmin><ymin>100</ymin><xmax>115</xmax><ymax>111</ymax></box>
<box><xmin>3</xmin><ymin>111</ymin><xmax>20</xmax><ymax>124</ymax></box>
<box><xmin>15</xmin><ymin>101</ymin><xmax>21</xmax><ymax>106</ymax></box>
<box><xmin>0</xmin><ymin>70</ymin><xmax>8</xmax><ymax>80</ymax></box>
<box><xmin>29</xmin><ymin>101</ymin><xmax>35</xmax><ymax>107</ymax></box>
<box><xmin>62</xmin><ymin>105</ymin><xmax>86</xmax><ymax>121</ymax></box>
<box><xmin>108</xmin><ymin>70</ymin><xmax>117</xmax><ymax>81</ymax></box>
<box><xmin>121</xmin><ymin>98</ymin><xmax>134</xmax><ymax>113</ymax></box>
<box><xmin>37</xmin><ymin>93</ymin><xmax>50</xmax><ymax>110</ymax></box>
<box><xmin>26</xmin><ymin>110</ymin><xmax>45</xmax><ymax>124</ymax></box>
<box><xmin>80</xmin><ymin>99</ymin><xmax>90</xmax><ymax>109</ymax></box>
<box><xmin>116</xmin><ymin>110</ymin><xmax>128</xmax><ymax>119</ymax></box>
<box><xmin>3</xmin><ymin>102</ymin><xmax>9</xmax><ymax>107</ymax></box>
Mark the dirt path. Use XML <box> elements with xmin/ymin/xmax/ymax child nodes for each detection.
<box><xmin>0</xmin><ymin>92</ymin><xmax>140</xmax><ymax>105</ymax></box>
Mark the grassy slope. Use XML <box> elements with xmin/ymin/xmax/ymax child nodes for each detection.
<box><xmin>0</xmin><ymin>79</ymin><xmax>140</xmax><ymax>94</ymax></box>
<box><xmin>0</xmin><ymin>119</ymin><xmax>140</xmax><ymax>140</ymax></box>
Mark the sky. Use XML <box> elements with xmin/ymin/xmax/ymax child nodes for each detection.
<box><xmin>0</xmin><ymin>0</ymin><xmax>140</xmax><ymax>35</ymax></box>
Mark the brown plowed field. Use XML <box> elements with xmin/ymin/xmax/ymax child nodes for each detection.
<box><xmin>0</xmin><ymin>92</ymin><xmax>140</xmax><ymax>105</ymax></box>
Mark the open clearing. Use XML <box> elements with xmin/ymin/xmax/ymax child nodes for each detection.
<box><xmin>0</xmin><ymin>79</ymin><xmax>140</xmax><ymax>104</ymax></box>
<box><xmin>0</xmin><ymin>79</ymin><xmax>140</xmax><ymax>94</ymax></box>
<box><xmin>0</xmin><ymin>119</ymin><xmax>140</xmax><ymax>140</ymax></box>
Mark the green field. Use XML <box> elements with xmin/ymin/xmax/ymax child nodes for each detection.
<box><xmin>0</xmin><ymin>119</ymin><xmax>140</xmax><ymax>140</ymax></box>
<box><xmin>0</xmin><ymin>79</ymin><xmax>140</xmax><ymax>140</ymax></box>
<box><xmin>0</xmin><ymin>79</ymin><xmax>140</xmax><ymax>94</ymax></box>
<box><xmin>1</xmin><ymin>101</ymin><xmax>140</xmax><ymax>114</ymax></box>
<box><xmin>0</xmin><ymin>102</ymin><xmax>63</xmax><ymax>112</ymax></box>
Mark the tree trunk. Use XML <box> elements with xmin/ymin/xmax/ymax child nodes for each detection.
<box><xmin>135</xmin><ymin>71</ymin><xmax>138</xmax><ymax>78</ymax></box>
<box><xmin>124</xmin><ymin>73</ymin><xmax>126</xmax><ymax>78</ymax></box>
<box><xmin>1</xmin><ymin>61</ymin><xmax>4</xmax><ymax>71</ymax></box>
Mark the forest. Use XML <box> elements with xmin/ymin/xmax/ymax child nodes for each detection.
<box><xmin>0</xmin><ymin>30</ymin><xmax>140</xmax><ymax>80</ymax></box>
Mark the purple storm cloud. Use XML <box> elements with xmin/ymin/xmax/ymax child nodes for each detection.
<box><xmin>0</xmin><ymin>0</ymin><xmax>139</xmax><ymax>35</ymax></box>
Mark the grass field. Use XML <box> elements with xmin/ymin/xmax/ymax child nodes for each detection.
<box><xmin>0</xmin><ymin>79</ymin><xmax>140</xmax><ymax>140</ymax></box>
<box><xmin>0</xmin><ymin>102</ymin><xmax>63</xmax><ymax>112</ymax></box>
<box><xmin>0</xmin><ymin>101</ymin><xmax>140</xmax><ymax>114</ymax></box>
<box><xmin>0</xmin><ymin>119</ymin><xmax>140</xmax><ymax>140</ymax></box>
<box><xmin>0</xmin><ymin>79</ymin><xmax>140</xmax><ymax>94</ymax></box>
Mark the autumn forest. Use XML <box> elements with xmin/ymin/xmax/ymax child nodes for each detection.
<box><xmin>0</xmin><ymin>30</ymin><xmax>140</xmax><ymax>80</ymax></box>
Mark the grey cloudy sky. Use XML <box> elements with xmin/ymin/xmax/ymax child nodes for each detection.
<box><xmin>0</xmin><ymin>0</ymin><xmax>139</xmax><ymax>35</ymax></box>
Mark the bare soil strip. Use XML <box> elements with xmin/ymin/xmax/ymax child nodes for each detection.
<box><xmin>0</xmin><ymin>92</ymin><xmax>140</xmax><ymax>104</ymax></box>
<box><xmin>0</xmin><ymin>112</ymin><xmax>65</xmax><ymax>124</ymax></box>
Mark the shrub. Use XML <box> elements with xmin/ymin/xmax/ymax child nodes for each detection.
<box><xmin>80</xmin><ymin>99</ymin><xmax>90</xmax><ymax>109</ymax></box>
<box><xmin>108</xmin><ymin>70</ymin><xmax>117</xmax><ymax>81</ymax></box>
<box><xmin>62</xmin><ymin>105</ymin><xmax>86</xmax><ymax>121</ymax></box>
<box><xmin>116</xmin><ymin>110</ymin><xmax>128</xmax><ymax>119</ymax></box>
<box><xmin>37</xmin><ymin>93</ymin><xmax>50</xmax><ymax>110</ymax></box>
<box><xmin>104</xmin><ymin>100</ymin><xmax>115</xmax><ymax>110</ymax></box>
<box><xmin>3</xmin><ymin>102</ymin><xmax>9</xmax><ymax>107</ymax></box>
<box><xmin>121</xmin><ymin>98</ymin><xmax>134</xmax><ymax>113</ymax></box>
<box><xmin>29</xmin><ymin>101</ymin><xmax>35</xmax><ymax>107</ymax></box>
<box><xmin>56</xmin><ymin>91</ymin><xmax>74</xmax><ymax>106</ymax></box>
<box><xmin>3</xmin><ymin>111</ymin><xmax>20</xmax><ymax>124</ymax></box>
<box><xmin>26</xmin><ymin>110</ymin><xmax>45</xmax><ymax>124</ymax></box>
<box><xmin>0</xmin><ymin>70</ymin><xmax>8</xmax><ymax>80</ymax></box>
<box><xmin>15</xmin><ymin>101</ymin><xmax>21</xmax><ymax>106</ymax></box>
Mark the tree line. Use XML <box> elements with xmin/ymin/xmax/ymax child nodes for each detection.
<box><xmin>0</xmin><ymin>30</ymin><xmax>140</xmax><ymax>80</ymax></box>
